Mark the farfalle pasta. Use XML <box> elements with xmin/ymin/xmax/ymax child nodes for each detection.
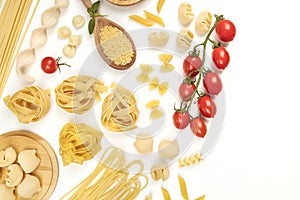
<box><xmin>3</xmin><ymin>86</ymin><xmax>50</xmax><ymax>123</ymax></box>
<box><xmin>55</xmin><ymin>75</ymin><xmax>107</xmax><ymax>114</ymax></box>
<box><xmin>178</xmin><ymin>2</ymin><xmax>194</xmax><ymax>26</ymax></box>
<box><xmin>176</xmin><ymin>29</ymin><xmax>194</xmax><ymax>50</ymax></box>
<box><xmin>59</xmin><ymin>123</ymin><xmax>103</xmax><ymax>166</ymax></box>
<box><xmin>149</xmin><ymin>77</ymin><xmax>169</xmax><ymax>96</ymax></box>
<box><xmin>195</xmin><ymin>11</ymin><xmax>213</xmax><ymax>36</ymax></box>
<box><xmin>159</xmin><ymin>53</ymin><xmax>174</xmax><ymax>72</ymax></box>
<box><xmin>16</xmin><ymin>0</ymin><xmax>69</xmax><ymax>83</ymax></box>
<box><xmin>148</xmin><ymin>31</ymin><xmax>169</xmax><ymax>47</ymax></box>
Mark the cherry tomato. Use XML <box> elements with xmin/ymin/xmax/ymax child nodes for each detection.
<box><xmin>203</xmin><ymin>72</ymin><xmax>222</xmax><ymax>95</ymax></box>
<box><xmin>190</xmin><ymin>117</ymin><xmax>207</xmax><ymax>138</ymax></box>
<box><xmin>198</xmin><ymin>96</ymin><xmax>217</xmax><ymax>118</ymax></box>
<box><xmin>179</xmin><ymin>83</ymin><xmax>196</xmax><ymax>102</ymax></box>
<box><xmin>183</xmin><ymin>56</ymin><xmax>202</xmax><ymax>78</ymax></box>
<box><xmin>212</xmin><ymin>46</ymin><xmax>230</xmax><ymax>70</ymax></box>
<box><xmin>216</xmin><ymin>19</ymin><xmax>236</xmax><ymax>42</ymax></box>
<box><xmin>173</xmin><ymin>111</ymin><xmax>190</xmax><ymax>129</ymax></box>
<box><xmin>41</xmin><ymin>57</ymin><xmax>57</xmax><ymax>74</ymax></box>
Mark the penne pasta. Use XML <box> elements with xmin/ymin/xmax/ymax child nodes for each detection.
<box><xmin>157</xmin><ymin>0</ymin><xmax>165</xmax><ymax>14</ymax></box>
<box><xmin>161</xmin><ymin>187</ymin><xmax>171</xmax><ymax>200</ymax></box>
<box><xmin>144</xmin><ymin>10</ymin><xmax>165</xmax><ymax>27</ymax></box>
<box><xmin>129</xmin><ymin>15</ymin><xmax>154</xmax><ymax>26</ymax></box>
<box><xmin>178</xmin><ymin>175</ymin><xmax>189</xmax><ymax>200</ymax></box>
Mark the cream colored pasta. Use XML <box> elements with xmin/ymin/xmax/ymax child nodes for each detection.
<box><xmin>16</xmin><ymin>174</ymin><xmax>41</xmax><ymax>199</ymax></box>
<box><xmin>3</xmin><ymin>86</ymin><xmax>50</xmax><ymax>124</ymax></box>
<box><xmin>63</xmin><ymin>45</ymin><xmax>76</xmax><ymax>58</ymax></box>
<box><xmin>178</xmin><ymin>2</ymin><xmax>194</xmax><ymax>26</ymax></box>
<box><xmin>0</xmin><ymin>184</ymin><xmax>15</xmax><ymax>200</ymax></box>
<box><xmin>16</xmin><ymin>0</ymin><xmax>69</xmax><ymax>83</ymax></box>
<box><xmin>18</xmin><ymin>149</ymin><xmax>40</xmax><ymax>173</ymax></box>
<box><xmin>5</xmin><ymin>164</ymin><xmax>24</xmax><ymax>188</ymax></box>
<box><xmin>72</xmin><ymin>15</ymin><xmax>85</xmax><ymax>28</ymax></box>
<box><xmin>101</xmin><ymin>83</ymin><xmax>139</xmax><ymax>132</ymax></box>
<box><xmin>178</xmin><ymin>153</ymin><xmax>203</xmax><ymax>168</ymax></box>
<box><xmin>158</xmin><ymin>139</ymin><xmax>179</xmax><ymax>160</ymax></box>
<box><xmin>59</xmin><ymin>123</ymin><xmax>103</xmax><ymax>166</ymax></box>
<box><xmin>68</xmin><ymin>35</ymin><xmax>82</xmax><ymax>46</ymax></box>
<box><xmin>134</xmin><ymin>133</ymin><xmax>154</xmax><ymax>154</ymax></box>
<box><xmin>148</xmin><ymin>31</ymin><xmax>169</xmax><ymax>47</ymax></box>
<box><xmin>55</xmin><ymin>76</ymin><xmax>107</xmax><ymax>114</ymax></box>
<box><xmin>176</xmin><ymin>29</ymin><xmax>194</xmax><ymax>50</ymax></box>
<box><xmin>57</xmin><ymin>26</ymin><xmax>72</xmax><ymax>39</ymax></box>
<box><xmin>195</xmin><ymin>11</ymin><xmax>212</xmax><ymax>36</ymax></box>
<box><xmin>0</xmin><ymin>147</ymin><xmax>17</xmax><ymax>167</ymax></box>
<box><xmin>150</xmin><ymin>164</ymin><xmax>170</xmax><ymax>181</ymax></box>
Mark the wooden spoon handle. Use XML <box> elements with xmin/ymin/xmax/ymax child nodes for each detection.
<box><xmin>81</xmin><ymin>0</ymin><xmax>93</xmax><ymax>9</ymax></box>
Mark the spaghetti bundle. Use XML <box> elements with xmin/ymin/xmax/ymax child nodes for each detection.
<box><xmin>0</xmin><ymin>0</ymin><xmax>38</xmax><ymax>97</ymax></box>
<box><xmin>3</xmin><ymin>86</ymin><xmax>50</xmax><ymax>123</ymax></box>
<box><xmin>59</xmin><ymin>123</ymin><xmax>103</xmax><ymax>166</ymax></box>
<box><xmin>101</xmin><ymin>83</ymin><xmax>139</xmax><ymax>132</ymax></box>
<box><xmin>60</xmin><ymin>147</ymin><xmax>148</xmax><ymax>200</ymax></box>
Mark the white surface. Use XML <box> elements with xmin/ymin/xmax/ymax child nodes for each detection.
<box><xmin>1</xmin><ymin>0</ymin><xmax>300</xmax><ymax>199</ymax></box>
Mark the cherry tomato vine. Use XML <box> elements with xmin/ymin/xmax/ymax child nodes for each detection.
<box><xmin>174</xmin><ymin>14</ymin><xmax>236</xmax><ymax>138</ymax></box>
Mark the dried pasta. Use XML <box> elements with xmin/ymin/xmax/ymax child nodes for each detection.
<box><xmin>55</xmin><ymin>75</ymin><xmax>107</xmax><ymax>114</ymax></box>
<box><xmin>159</xmin><ymin>53</ymin><xmax>174</xmax><ymax>73</ymax></box>
<box><xmin>149</xmin><ymin>77</ymin><xmax>168</xmax><ymax>96</ymax></box>
<box><xmin>136</xmin><ymin>74</ymin><xmax>151</xmax><ymax>83</ymax></box>
<box><xmin>68</xmin><ymin>35</ymin><xmax>82</xmax><ymax>46</ymax></box>
<box><xmin>16</xmin><ymin>0</ymin><xmax>69</xmax><ymax>83</ymax></box>
<box><xmin>136</xmin><ymin>64</ymin><xmax>153</xmax><ymax>83</ymax></box>
<box><xmin>161</xmin><ymin>187</ymin><xmax>171</xmax><ymax>200</ymax></box>
<box><xmin>176</xmin><ymin>29</ymin><xmax>194</xmax><ymax>50</ymax></box>
<box><xmin>3</xmin><ymin>86</ymin><xmax>50</xmax><ymax>124</ymax></box>
<box><xmin>195</xmin><ymin>195</ymin><xmax>206</xmax><ymax>200</ymax></box>
<box><xmin>195</xmin><ymin>11</ymin><xmax>213</xmax><ymax>36</ymax></box>
<box><xmin>148</xmin><ymin>31</ymin><xmax>169</xmax><ymax>47</ymax></box>
<box><xmin>145</xmin><ymin>194</ymin><xmax>152</xmax><ymax>200</ymax></box>
<box><xmin>150</xmin><ymin>164</ymin><xmax>170</xmax><ymax>181</ymax></box>
<box><xmin>134</xmin><ymin>133</ymin><xmax>154</xmax><ymax>154</ymax></box>
<box><xmin>63</xmin><ymin>45</ymin><xmax>76</xmax><ymax>58</ymax></box>
<box><xmin>178</xmin><ymin>175</ymin><xmax>189</xmax><ymax>200</ymax></box>
<box><xmin>158</xmin><ymin>139</ymin><xmax>179</xmax><ymax>160</ymax></box>
<box><xmin>59</xmin><ymin>123</ymin><xmax>103</xmax><ymax>166</ymax></box>
<box><xmin>178</xmin><ymin>153</ymin><xmax>204</xmax><ymax>167</ymax></box>
<box><xmin>101</xmin><ymin>83</ymin><xmax>139</xmax><ymax>132</ymax></box>
<box><xmin>140</xmin><ymin>64</ymin><xmax>154</xmax><ymax>74</ymax></box>
<box><xmin>145</xmin><ymin>100</ymin><xmax>164</xmax><ymax>119</ymax></box>
<box><xmin>178</xmin><ymin>2</ymin><xmax>194</xmax><ymax>26</ymax></box>
<box><xmin>144</xmin><ymin>10</ymin><xmax>165</xmax><ymax>27</ymax></box>
<box><xmin>60</xmin><ymin>147</ymin><xmax>148</xmax><ymax>200</ymax></box>
<box><xmin>145</xmin><ymin>100</ymin><xmax>160</xmax><ymax>109</ymax></box>
<box><xmin>57</xmin><ymin>26</ymin><xmax>72</xmax><ymax>39</ymax></box>
<box><xmin>72</xmin><ymin>15</ymin><xmax>85</xmax><ymax>28</ymax></box>
<box><xmin>129</xmin><ymin>15</ymin><xmax>154</xmax><ymax>26</ymax></box>
<box><xmin>157</xmin><ymin>0</ymin><xmax>165</xmax><ymax>14</ymax></box>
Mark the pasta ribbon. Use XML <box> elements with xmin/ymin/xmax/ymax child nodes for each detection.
<box><xmin>3</xmin><ymin>86</ymin><xmax>50</xmax><ymax>124</ymax></box>
<box><xmin>55</xmin><ymin>75</ymin><xmax>107</xmax><ymax>114</ymax></box>
<box><xmin>149</xmin><ymin>77</ymin><xmax>168</xmax><ymax>96</ymax></box>
<box><xmin>101</xmin><ymin>84</ymin><xmax>139</xmax><ymax>132</ymax></box>
<box><xmin>129</xmin><ymin>15</ymin><xmax>154</xmax><ymax>26</ymax></box>
<box><xmin>59</xmin><ymin>123</ymin><xmax>103</xmax><ymax>166</ymax></box>
<box><xmin>144</xmin><ymin>10</ymin><xmax>165</xmax><ymax>27</ymax></box>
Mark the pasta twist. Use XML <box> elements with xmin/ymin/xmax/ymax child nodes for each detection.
<box><xmin>16</xmin><ymin>0</ymin><xmax>69</xmax><ymax>83</ymax></box>
<box><xmin>59</xmin><ymin>123</ymin><xmax>103</xmax><ymax>166</ymax></box>
<box><xmin>55</xmin><ymin>75</ymin><xmax>107</xmax><ymax>114</ymax></box>
<box><xmin>101</xmin><ymin>84</ymin><xmax>139</xmax><ymax>132</ymax></box>
<box><xmin>3</xmin><ymin>86</ymin><xmax>50</xmax><ymax>124</ymax></box>
<box><xmin>178</xmin><ymin>153</ymin><xmax>203</xmax><ymax>167</ymax></box>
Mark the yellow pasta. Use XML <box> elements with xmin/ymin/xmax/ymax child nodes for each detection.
<box><xmin>150</xmin><ymin>109</ymin><xmax>164</xmax><ymax>119</ymax></box>
<box><xmin>160</xmin><ymin>64</ymin><xmax>175</xmax><ymax>73</ymax></box>
<box><xmin>149</xmin><ymin>77</ymin><xmax>168</xmax><ymax>96</ymax></box>
<box><xmin>101</xmin><ymin>83</ymin><xmax>139</xmax><ymax>132</ymax></box>
<box><xmin>59</xmin><ymin>123</ymin><xmax>103</xmax><ymax>166</ymax></box>
<box><xmin>159</xmin><ymin>53</ymin><xmax>174</xmax><ymax>73</ymax></box>
<box><xmin>60</xmin><ymin>147</ymin><xmax>148</xmax><ymax>200</ymax></box>
<box><xmin>145</xmin><ymin>100</ymin><xmax>160</xmax><ymax>109</ymax></box>
<box><xmin>178</xmin><ymin>153</ymin><xmax>204</xmax><ymax>167</ymax></box>
<box><xmin>178</xmin><ymin>175</ymin><xmax>189</xmax><ymax>200</ymax></box>
<box><xmin>150</xmin><ymin>164</ymin><xmax>170</xmax><ymax>181</ymax></box>
<box><xmin>144</xmin><ymin>10</ymin><xmax>165</xmax><ymax>27</ymax></box>
<box><xmin>55</xmin><ymin>76</ymin><xmax>107</xmax><ymax>114</ymax></box>
<box><xmin>145</xmin><ymin>194</ymin><xmax>152</xmax><ymax>200</ymax></box>
<box><xmin>161</xmin><ymin>187</ymin><xmax>171</xmax><ymax>200</ymax></box>
<box><xmin>157</xmin><ymin>0</ymin><xmax>165</xmax><ymax>14</ymax></box>
<box><xmin>140</xmin><ymin>64</ymin><xmax>154</xmax><ymax>74</ymax></box>
<box><xmin>3</xmin><ymin>86</ymin><xmax>50</xmax><ymax>124</ymax></box>
<box><xmin>129</xmin><ymin>15</ymin><xmax>154</xmax><ymax>26</ymax></box>
<box><xmin>136</xmin><ymin>74</ymin><xmax>151</xmax><ymax>83</ymax></box>
<box><xmin>195</xmin><ymin>195</ymin><xmax>206</xmax><ymax>200</ymax></box>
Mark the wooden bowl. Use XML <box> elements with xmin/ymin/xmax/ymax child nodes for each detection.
<box><xmin>106</xmin><ymin>0</ymin><xmax>143</xmax><ymax>6</ymax></box>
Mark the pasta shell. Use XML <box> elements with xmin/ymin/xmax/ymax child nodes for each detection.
<box><xmin>30</xmin><ymin>27</ymin><xmax>47</xmax><ymax>47</ymax></box>
<box><xmin>72</xmin><ymin>15</ymin><xmax>85</xmax><ymax>28</ymax></box>
<box><xmin>148</xmin><ymin>31</ymin><xmax>169</xmax><ymax>47</ymax></box>
<box><xmin>178</xmin><ymin>2</ymin><xmax>194</xmax><ymax>26</ymax></box>
<box><xmin>57</xmin><ymin>26</ymin><xmax>72</xmax><ymax>39</ymax></box>
<box><xmin>195</xmin><ymin>11</ymin><xmax>212</xmax><ymax>36</ymax></box>
<box><xmin>68</xmin><ymin>35</ymin><xmax>82</xmax><ymax>46</ymax></box>
<box><xmin>41</xmin><ymin>7</ymin><xmax>61</xmax><ymax>27</ymax></box>
<box><xmin>176</xmin><ymin>29</ymin><xmax>194</xmax><ymax>50</ymax></box>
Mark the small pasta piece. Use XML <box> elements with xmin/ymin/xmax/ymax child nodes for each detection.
<box><xmin>178</xmin><ymin>153</ymin><xmax>204</xmax><ymax>167</ymax></box>
<box><xmin>148</xmin><ymin>31</ymin><xmax>169</xmax><ymax>47</ymax></box>
<box><xmin>150</xmin><ymin>164</ymin><xmax>170</xmax><ymax>181</ymax></box>
<box><xmin>195</xmin><ymin>195</ymin><xmax>206</xmax><ymax>200</ymax></box>
<box><xmin>161</xmin><ymin>187</ymin><xmax>171</xmax><ymax>200</ymax></box>
<box><xmin>149</xmin><ymin>77</ymin><xmax>168</xmax><ymax>95</ymax></box>
<box><xmin>145</xmin><ymin>100</ymin><xmax>160</xmax><ymax>109</ymax></box>
<box><xmin>140</xmin><ymin>64</ymin><xmax>154</xmax><ymax>74</ymax></box>
<box><xmin>150</xmin><ymin>109</ymin><xmax>164</xmax><ymax>119</ymax></box>
<box><xmin>72</xmin><ymin>15</ymin><xmax>85</xmax><ymax>28</ymax></box>
<box><xmin>129</xmin><ymin>15</ymin><xmax>154</xmax><ymax>26</ymax></box>
<box><xmin>159</xmin><ymin>53</ymin><xmax>173</xmax><ymax>64</ymax></box>
<box><xmin>134</xmin><ymin>133</ymin><xmax>153</xmax><ymax>154</ymax></box>
<box><xmin>158</xmin><ymin>82</ymin><xmax>168</xmax><ymax>96</ymax></box>
<box><xmin>176</xmin><ymin>29</ymin><xmax>194</xmax><ymax>50</ymax></box>
<box><xmin>158</xmin><ymin>139</ymin><xmax>179</xmax><ymax>160</ymax></box>
<box><xmin>149</xmin><ymin>77</ymin><xmax>160</xmax><ymax>90</ymax></box>
<box><xmin>145</xmin><ymin>194</ymin><xmax>152</xmax><ymax>200</ymax></box>
<box><xmin>63</xmin><ymin>45</ymin><xmax>76</xmax><ymax>58</ymax></box>
<box><xmin>136</xmin><ymin>73</ymin><xmax>150</xmax><ymax>83</ymax></box>
<box><xmin>57</xmin><ymin>26</ymin><xmax>72</xmax><ymax>39</ymax></box>
<box><xmin>178</xmin><ymin>175</ymin><xmax>189</xmax><ymax>200</ymax></box>
<box><xmin>160</xmin><ymin>63</ymin><xmax>174</xmax><ymax>73</ymax></box>
<box><xmin>157</xmin><ymin>0</ymin><xmax>165</xmax><ymax>14</ymax></box>
<box><xmin>68</xmin><ymin>35</ymin><xmax>82</xmax><ymax>46</ymax></box>
<box><xmin>195</xmin><ymin>11</ymin><xmax>213</xmax><ymax>36</ymax></box>
<box><xmin>144</xmin><ymin>10</ymin><xmax>165</xmax><ymax>27</ymax></box>
<box><xmin>178</xmin><ymin>2</ymin><xmax>194</xmax><ymax>26</ymax></box>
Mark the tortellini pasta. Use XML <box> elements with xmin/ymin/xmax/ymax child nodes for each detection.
<box><xmin>68</xmin><ymin>35</ymin><xmax>82</xmax><ymax>46</ymax></box>
<box><xmin>178</xmin><ymin>2</ymin><xmax>194</xmax><ymax>26</ymax></box>
<box><xmin>63</xmin><ymin>45</ymin><xmax>76</xmax><ymax>58</ymax></box>
<box><xmin>148</xmin><ymin>31</ymin><xmax>169</xmax><ymax>47</ymax></box>
<box><xmin>195</xmin><ymin>11</ymin><xmax>213</xmax><ymax>36</ymax></box>
<box><xmin>72</xmin><ymin>15</ymin><xmax>85</xmax><ymax>28</ymax></box>
<box><xmin>176</xmin><ymin>29</ymin><xmax>194</xmax><ymax>50</ymax></box>
<box><xmin>5</xmin><ymin>164</ymin><xmax>24</xmax><ymax>187</ymax></box>
<box><xmin>57</xmin><ymin>26</ymin><xmax>72</xmax><ymax>39</ymax></box>
<box><xmin>0</xmin><ymin>147</ymin><xmax>17</xmax><ymax>167</ymax></box>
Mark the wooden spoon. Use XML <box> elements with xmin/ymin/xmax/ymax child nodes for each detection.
<box><xmin>81</xmin><ymin>0</ymin><xmax>136</xmax><ymax>70</ymax></box>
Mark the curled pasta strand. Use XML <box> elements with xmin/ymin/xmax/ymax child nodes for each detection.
<box><xmin>16</xmin><ymin>0</ymin><xmax>69</xmax><ymax>83</ymax></box>
<box><xmin>178</xmin><ymin>153</ymin><xmax>204</xmax><ymax>167</ymax></box>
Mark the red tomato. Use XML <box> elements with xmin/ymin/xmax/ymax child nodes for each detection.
<box><xmin>190</xmin><ymin>117</ymin><xmax>207</xmax><ymax>138</ymax></box>
<box><xmin>203</xmin><ymin>72</ymin><xmax>222</xmax><ymax>95</ymax></box>
<box><xmin>179</xmin><ymin>83</ymin><xmax>196</xmax><ymax>102</ymax></box>
<box><xmin>41</xmin><ymin>57</ymin><xmax>57</xmax><ymax>74</ymax></box>
<box><xmin>183</xmin><ymin>56</ymin><xmax>202</xmax><ymax>78</ymax></box>
<box><xmin>173</xmin><ymin>111</ymin><xmax>190</xmax><ymax>129</ymax></box>
<box><xmin>216</xmin><ymin>19</ymin><xmax>236</xmax><ymax>42</ymax></box>
<box><xmin>212</xmin><ymin>46</ymin><xmax>230</xmax><ymax>70</ymax></box>
<box><xmin>198</xmin><ymin>96</ymin><xmax>217</xmax><ymax>118</ymax></box>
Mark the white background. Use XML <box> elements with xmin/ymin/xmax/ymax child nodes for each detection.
<box><xmin>1</xmin><ymin>0</ymin><xmax>300</xmax><ymax>199</ymax></box>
